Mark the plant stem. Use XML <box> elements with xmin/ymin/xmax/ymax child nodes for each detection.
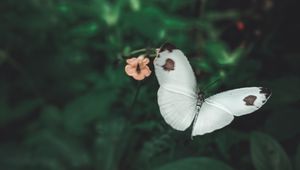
<box><xmin>200</xmin><ymin>0</ymin><xmax>206</xmax><ymax>16</ymax></box>
<box><xmin>6</xmin><ymin>56</ymin><xmax>41</xmax><ymax>98</ymax></box>
<box><xmin>129</xmin><ymin>81</ymin><xmax>142</xmax><ymax>113</ymax></box>
<box><xmin>122</xmin><ymin>48</ymin><xmax>157</xmax><ymax>59</ymax></box>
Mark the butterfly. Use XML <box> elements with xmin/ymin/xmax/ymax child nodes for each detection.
<box><xmin>153</xmin><ymin>43</ymin><xmax>271</xmax><ymax>137</ymax></box>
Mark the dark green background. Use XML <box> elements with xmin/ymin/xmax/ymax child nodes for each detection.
<box><xmin>0</xmin><ymin>0</ymin><xmax>299</xmax><ymax>170</ymax></box>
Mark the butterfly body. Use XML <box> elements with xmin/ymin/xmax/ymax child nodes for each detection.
<box><xmin>154</xmin><ymin>43</ymin><xmax>272</xmax><ymax>136</ymax></box>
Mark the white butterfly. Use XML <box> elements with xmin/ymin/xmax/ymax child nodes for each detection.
<box><xmin>153</xmin><ymin>43</ymin><xmax>271</xmax><ymax>137</ymax></box>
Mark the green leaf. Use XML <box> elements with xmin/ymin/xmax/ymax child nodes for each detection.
<box><xmin>203</xmin><ymin>40</ymin><xmax>244</xmax><ymax>65</ymax></box>
<box><xmin>214</xmin><ymin>129</ymin><xmax>247</xmax><ymax>160</ymax></box>
<box><xmin>129</xmin><ymin>0</ymin><xmax>141</xmax><ymax>11</ymax></box>
<box><xmin>39</xmin><ymin>105</ymin><xmax>62</xmax><ymax>128</ymax></box>
<box><xmin>265</xmin><ymin>108</ymin><xmax>300</xmax><ymax>141</ymax></box>
<box><xmin>250</xmin><ymin>132</ymin><xmax>292</xmax><ymax>170</ymax></box>
<box><xmin>267</xmin><ymin>76</ymin><xmax>300</xmax><ymax>107</ymax></box>
<box><xmin>191</xmin><ymin>58</ymin><xmax>213</xmax><ymax>72</ymax></box>
<box><xmin>0</xmin><ymin>143</ymin><xmax>32</xmax><ymax>170</ymax></box>
<box><xmin>134</xmin><ymin>120</ymin><xmax>160</xmax><ymax>131</ymax></box>
<box><xmin>295</xmin><ymin>144</ymin><xmax>300</xmax><ymax>170</ymax></box>
<box><xmin>63</xmin><ymin>89</ymin><xmax>117</xmax><ymax>135</ymax></box>
<box><xmin>25</xmin><ymin>130</ymin><xmax>90</xmax><ymax>168</ymax></box>
<box><xmin>124</xmin><ymin>7</ymin><xmax>165</xmax><ymax>39</ymax></box>
<box><xmin>0</xmin><ymin>98</ymin><xmax>43</xmax><ymax>125</ymax></box>
<box><xmin>204</xmin><ymin>10</ymin><xmax>240</xmax><ymax>21</ymax></box>
<box><xmin>138</xmin><ymin>131</ymin><xmax>173</xmax><ymax>165</ymax></box>
<box><xmin>100</xmin><ymin>1</ymin><xmax>123</xmax><ymax>26</ymax></box>
<box><xmin>0</xmin><ymin>50</ymin><xmax>7</xmax><ymax>65</ymax></box>
<box><xmin>96</xmin><ymin>119</ymin><xmax>131</xmax><ymax>170</ymax></box>
<box><xmin>69</xmin><ymin>22</ymin><xmax>99</xmax><ymax>38</ymax></box>
<box><xmin>155</xmin><ymin>157</ymin><xmax>234</xmax><ymax>170</ymax></box>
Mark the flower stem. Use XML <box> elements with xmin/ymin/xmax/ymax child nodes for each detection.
<box><xmin>129</xmin><ymin>81</ymin><xmax>142</xmax><ymax>113</ymax></box>
<box><xmin>130</xmin><ymin>48</ymin><xmax>148</xmax><ymax>55</ymax></box>
<box><xmin>6</xmin><ymin>55</ymin><xmax>42</xmax><ymax>98</ymax></box>
<box><xmin>122</xmin><ymin>48</ymin><xmax>157</xmax><ymax>59</ymax></box>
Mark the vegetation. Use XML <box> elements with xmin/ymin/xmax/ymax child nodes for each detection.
<box><xmin>0</xmin><ymin>0</ymin><xmax>299</xmax><ymax>170</ymax></box>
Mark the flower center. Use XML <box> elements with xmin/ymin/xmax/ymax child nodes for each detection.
<box><xmin>136</xmin><ymin>63</ymin><xmax>141</xmax><ymax>74</ymax></box>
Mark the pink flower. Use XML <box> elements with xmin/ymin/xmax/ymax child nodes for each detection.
<box><xmin>125</xmin><ymin>55</ymin><xmax>151</xmax><ymax>80</ymax></box>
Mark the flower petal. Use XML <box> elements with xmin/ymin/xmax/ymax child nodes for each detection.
<box><xmin>125</xmin><ymin>65</ymin><xmax>137</xmax><ymax>76</ymax></box>
<box><xmin>139</xmin><ymin>58</ymin><xmax>150</xmax><ymax>68</ymax></box>
<box><xmin>133</xmin><ymin>73</ymin><xmax>145</xmax><ymax>80</ymax></box>
<box><xmin>137</xmin><ymin>55</ymin><xmax>145</xmax><ymax>61</ymax></box>
<box><xmin>125</xmin><ymin>55</ymin><xmax>151</xmax><ymax>81</ymax></box>
<box><xmin>142</xmin><ymin>57</ymin><xmax>150</xmax><ymax>65</ymax></box>
<box><xmin>126</xmin><ymin>57</ymin><xmax>138</xmax><ymax>65</ymax></box>
<box><xmin>141</xmin><ymin>66</ymin><xmax>152</xmax><ymax>77</ymax></box>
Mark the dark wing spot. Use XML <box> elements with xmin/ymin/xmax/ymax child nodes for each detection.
<box><xmin>243</xmin><ymin>95</ymin><xmax>257</xmax><ymax>106</ymax></box>
<box><xmin>259</xmin><ymin>87</ymin><xmax>272</xmax><ymax>98</ymax></box>
<box><xmin>159</xmin><ymin>43</ymin><xmax>177</xmax><ymax>53</ymax></box>
<box><xmin>162</xmin><ymin>58</ymin><xmax>175</xmax><ymax>71</ymax></box>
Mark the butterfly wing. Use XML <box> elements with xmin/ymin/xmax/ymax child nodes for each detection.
<box><xmin>206</xmin><ymin>87</ymin><xmax>272</xmax><ymax>116</ymax></box>
<box><xmin>191</xmin><ymin>101</ymin><xmax>234</xmax><ymax>136</ymax></box>
<box><xmin>192</xmin><ymin>87</ymin><xmax>272</xmax><ymax>136</ymax></box>
<box><xmin>154</xmin><ymin>43</ymin><xmax>198</xmax><ymax>130</ymax></box>
<box><xmin>154</xmin><ymin>43</ymin><xmax>197</xmax><ymax>97</ymax></box>
<box><xmin>157</xmin><ymin>87</ymin><xmax>197</xmax><ymax>131</ymax></box>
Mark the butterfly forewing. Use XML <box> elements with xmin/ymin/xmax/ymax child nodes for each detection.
<box><xmin>206</xmin><ymin>87</ymin><xmax>272</xmax><ymax>116</ymax></box>
<box><xmin>154</xmin><ymin>43</ymin><xmax>197</xmax><ymax>97</ymax></box>
<box><xmin>192</xmin><ymin>87</ymin><xmax>271</xmax><ymax>136</ymax></box>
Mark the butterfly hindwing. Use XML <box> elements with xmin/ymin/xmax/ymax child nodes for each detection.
<box><xmin>192</xmin><ymin>101</ymin><xmax>234</xmax><ymax>136</ymax></box>
<box><xmin>157</xmin><ymin>87</ymin><xmax>197</xmax><ymax>131</ymax></box>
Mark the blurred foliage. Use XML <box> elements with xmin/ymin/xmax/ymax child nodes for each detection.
<box><xmin>250</xmin><ymin>132</ymin><xmax>292</xmax><ymax>170</ymax></box>
<box><xmin>0</xmin><ymin>0</ymin><xmax>299</xmax><ymax>170</ymax></box>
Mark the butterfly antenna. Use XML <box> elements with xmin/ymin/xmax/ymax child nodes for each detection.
<box><xmin>200</xmin><ymin>77</ymin><xmax>222</xmax><ymax>93</ymax></box>
<box><xmin>158</xmin><ymin>41</ymin><xmax>171</xmax><ymax>50</ymax></box>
